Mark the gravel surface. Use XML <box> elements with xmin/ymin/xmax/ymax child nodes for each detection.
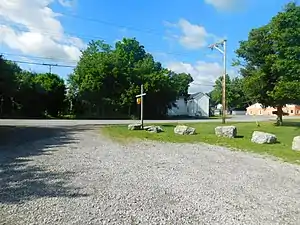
<box><xmin>1</xmin><ymin>126</ymin><xmax>300</xmax><ymax>224</ymax></box>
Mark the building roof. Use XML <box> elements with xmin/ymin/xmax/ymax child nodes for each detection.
<box><xmin>188</xmin><ymin>92</ymin><xmax>209</xmax><ymax>100</ymax></box>
<box><xmin>246</xmin><ymin>103</ymin><xmax>263</xmax><ymax>109</ymax></box>
<box><xmin>246</xmin><ymin>103</ymin><xmax>300</xmax><ymax>110</ymax></box>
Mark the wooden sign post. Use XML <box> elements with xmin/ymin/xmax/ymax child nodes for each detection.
<box><xmin>136</xmin><ymin>84</ymin><xmax>146</xmax><ymax>129</ymax></box>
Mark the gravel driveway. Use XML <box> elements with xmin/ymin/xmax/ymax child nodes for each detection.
<box><xmin>1</xmin><ymin>126</ymin><xmax>300</xmax><ymax>225</ymax></box>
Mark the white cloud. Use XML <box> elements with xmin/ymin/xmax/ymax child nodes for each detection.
<box><xmin>58</xmin><ymin>0</ymin><xmax>76</xmax><ymax>8</ymax></box>
<box><xmin>0</xmin><ymin>0</ymin><xmax>84</xmax><ymax>63</ymax></box>
<box><xmin>204</xmin><ymin>0</ymin><xmax>244</xmax><ymax>11</ymax></box>
<box><xmin>164</xmin><ymin>19</ymin><xmax>219</xmax><ymax>50</ymax></box>
<box><xmin>167</xmin><ymin>61</ymin><xmax>238</xmax><ymax>93</ymax></box>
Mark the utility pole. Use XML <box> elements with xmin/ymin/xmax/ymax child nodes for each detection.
<box><xmin>136</xmin><ymin>84</ymin><xmax>146</xmax><ymax>129</ymax></box>
<box><xmin>42</xmin><ymin>63</ymin><xmax>58</xmax><ymax>74</ymax></box>
<box><xmin>209</xmin><ymin>39</ymin><xmax>227</xmax><ymax>124</ymax></box>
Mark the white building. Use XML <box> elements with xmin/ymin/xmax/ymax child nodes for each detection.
<box><xmin>168</xmin><ymin>92</ymin><xmax>210</xmax><ymax>118</ymax></box>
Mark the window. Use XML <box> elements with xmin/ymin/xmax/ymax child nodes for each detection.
<box><xmin>291</xmin><ymin>110</ymin><xmax>294</xmax><ymax>114</ymax></box>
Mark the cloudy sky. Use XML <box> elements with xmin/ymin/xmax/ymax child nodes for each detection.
<box><xmin>0</xmin><ymin>0</ymin><xmax>292</xmax><ymax>93</ymax></box>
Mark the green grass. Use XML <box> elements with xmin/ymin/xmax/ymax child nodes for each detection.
<box><xmin>101</xmin><ymin>121</ymin><xmax>300</xmax><ymax>164</ymax></box>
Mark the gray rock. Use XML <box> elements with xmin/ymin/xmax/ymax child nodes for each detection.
<box><xmin>144</xmin><ymin>125</ymin><xmax>163</xmax><ymax>133</ymax></box>
<box><xmin>174</xmin><ymin>125</ymin><xmax>196</xmax><ymax>135</ymax></box>
<box><xmin>251</xmin><ymin>131</ymin><xmax>277</xmax><ymax>144</ymax></box>
<box><xmin>292</xmin><ymin>136</ymin><xmax>300</xmax><ymax>151</ymax></box>
<box><xmin>215</xmin><ymin>126</ymin><xmax>237</xmax><ymax>138</ymax></box>
<box><xmin>128</xmin><ymin>123</ymin><xmax>142</xmax><ymax>130</ymax></box>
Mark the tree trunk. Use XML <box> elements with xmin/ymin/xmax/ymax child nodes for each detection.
<box><xmin>128</xmin><ymin>105</ymin><xmax>131</xmax><ymax>117</ymax></box>
<box><xmin>276</xmin><ymin>105</ymin><xmax>283</xmax><ymax>126</ymax></box>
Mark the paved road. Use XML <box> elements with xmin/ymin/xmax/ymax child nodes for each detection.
<box><xmin>0</xmin><ymin>115</ymin><xmax>297</xmax><ymax>127</ymax></box>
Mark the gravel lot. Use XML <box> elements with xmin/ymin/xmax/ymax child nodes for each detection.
<box><xmin>1</xmin><ymin>126</ymin><xmax>300</xmax><ymax>225</ymax></box>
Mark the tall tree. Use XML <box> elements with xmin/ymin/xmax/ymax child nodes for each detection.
<box><xmin>235</xmin><ymin>2</ymin><xmax>300</xmax><ymax>125</ymax></box>
<box><xmin>69</xmin><ymin>37</ymin><xmax>193</xmax><ymax>119</ymax></box>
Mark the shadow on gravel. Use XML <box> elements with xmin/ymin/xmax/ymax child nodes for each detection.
<box><xmin>0</xmin><ymin>126</ymin><xmax>90</xmax><ymax>204</ymax></box>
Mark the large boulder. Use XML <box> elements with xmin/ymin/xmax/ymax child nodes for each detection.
<box><xmin>144</xmin><ymin>125</ymin><xmax>163</xmax><ymax>133</ymax></box>
<box><xmin>174</xmin><ymin>125</ymin><xmax>196</xmax><ymax>135</ymax></box>
<box><xmin>292</xmin><ymin>136</ymin><xmax>300</xmax><ymax>151</ymax></box>
<box><xmin>251</xmin><ymin>131</ymin><xmax>277</xmax><ymax>144</ymax></box>
<box><xmin>215</xmin><ymin>126</ymin><xmax>237</xmax><ymax>138</ymax></box>
<box><xmin>128</xmin><ymin>123</ymin><xmax>142</xmax><ymax>130</ymax></box>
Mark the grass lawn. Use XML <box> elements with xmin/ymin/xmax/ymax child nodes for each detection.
<box><xmin>101</xmin><ymin>120</ymin><xmax>300</xmax><ymax>164</ymax></box>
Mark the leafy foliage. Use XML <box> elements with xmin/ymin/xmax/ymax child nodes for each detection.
<box><xmin>209</xmin><ymin>75</ymin><xmax>249</xmax><ymax>110</ymax></box>
<box><xmin>235</xmin><ymin>2</ymin><xmax>300</xmax><ymax>124</ymax></box>
<box><xmin>68</xmin><ymin>38</ymin><xmax>193</xmax><ymax>119</ymax></box>
<box><xmin>0</xmin><ymin>38</ymin><xmax>193</xmax><ymax>119</ymax></box>
<box><xmin>0</xmin><ymin>56</ymin><xmax>66</xmax><ymax>118</ymax></box>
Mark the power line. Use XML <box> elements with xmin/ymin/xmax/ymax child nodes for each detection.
<box><xmin>6</xmin><ymin>58</ymin><xmax>238</xmax><ymax>88</ymax></box>
<box><xmin>0</xmin><ymin>20</ymin><xmax>212</xmax><ymax>58</ymax></box>
<box><xmin>5</xmin><ymin>59</ymin><xmax>223</xmax><ymax>87</ymax></box>
<box><xmin>52</xmin><ymin>13</ymin><xmax>163</xmax><ymax>36</ymax></box>
<box><xmin>0</xmin><ymin>47</ymin><xmax>199</xmax><ymax>62</ymax></box>
<box><xmin>11</xmin><ymin>60</ymin><xmax>75</xmax><ymax>68</ymax></box>
<box><xmin>1</xmin><ymin>22</ymin><xmax>108</xmax><ymax>42</ymax></box>
<box><xmin>0</xmin><ymin>13</ymin><xmax>222</xmax><ymax>63</ymax></box>
<box><xmin>1</xmin><ymin>52</ymin><xmax>78</xmax><ymax>64</ymax></box>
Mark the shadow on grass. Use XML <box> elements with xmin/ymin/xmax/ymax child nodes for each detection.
<box><xmin>281</xmin><ymin>121</ymin><xmax>300</xmax><ymax>128</ymax></box>
<box><xmin>235</xmin><ymin>135</ymin><xmax>244</xmax><ymax>139</ymax></box>
<box><xmin>0</xmin><ymin>125</ymin><xmax>89</xmax><ymax>204</ymax></box>
<box><xmin>161</xmin><ymin>124</ymin><xmax>176</xmax><ymax>128</ymax></box>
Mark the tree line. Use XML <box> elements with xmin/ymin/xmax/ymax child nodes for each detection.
<box><xmin>0</xmin><ymin>38</ymin><xmax>193</xmax><ymax>119</ymax></box>
<box><xmin>0</xmin><ymin>57</ymin><xmax>66</xmax><ymax>118</ymax></box>
<box><xmin>1</xmin><ymin>2</ymin><xmax>300</xmax><ymax>124</ymax></box>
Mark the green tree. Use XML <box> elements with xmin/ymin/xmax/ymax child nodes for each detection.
<box><xmin>14</xmin><ymin>71</ymin><xmax>43</xmax><ymax>117</ymax></box>
<box><xmin>34</xmin><ymin>73</ymin><xmax>66</xmax><ymax>117</ymax></box>
<box><xmin>170</xmin><ymin>72</ymin><xmax>193</xmax><ymax>97</ymax></box>
<box><xmin>210</xmin><ymin>74</ymin><xmax>230</xmax><ymax>109</ymax></box>
<box><xmin>210</xmin><ymin>75</ymin><xmax>248</xmax><ymax>110</ymax></box>
<box><xmin>0</xmin><ymin>56</ymin><xmax>21</xmax><ymax>116</ymax></box>
<box><xmin>69</xmin><ymin>37</ymin><xmax>193</xmax><ymax>119</ymax></box>
<box><xmin>0</xmin><ymin>55</ymin><xmax>67</xmax><ymax>118</ymax></box>
<box><xmin>235</xmin><ymin>2</ymin><xmax>300</xmax><ymax>125</ymax></box>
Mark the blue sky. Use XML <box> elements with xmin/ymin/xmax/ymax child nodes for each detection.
<box><xmin>0</xmin><ymin>0</ymin><xmax>293</xmax><ymax>92</ymax></box>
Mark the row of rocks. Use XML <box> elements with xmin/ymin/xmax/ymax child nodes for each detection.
<box><xmin>214</xmin><ymin>126</ymin><xmax>278</xmax><ymax>145</ymax></box>
<box><xmin>128</xmin><ymin>123</ymin><xmax>196</xmax><ymax>135</ymax></box>
<box><xmin>128</xmin><ymin>123</ymin><xmax>300</xmax><ymax>151</ymax></box>
<box><xmin>128</xmin><ymin>123</ymin><xmax>164</xmax><ymax>133</ymax></box>
<box><xmin>214</xmin><ymin>126</ymin><xmax>300</xmax><ymax>151</ymax></box>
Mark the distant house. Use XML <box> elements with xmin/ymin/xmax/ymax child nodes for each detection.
<box><xmin>246</xmin><ymin>103</ymin><xmax>300</xmax><ymax>116</ymax></box>
<box><xmin>216</xmin><ymin>104</ymin><xmax>223</xmax><ymax>110</ymax></box>
<box><xmin>168</xmin><ymin>92</ymin><xmax>210</xmax><ymax>118</ymax></box>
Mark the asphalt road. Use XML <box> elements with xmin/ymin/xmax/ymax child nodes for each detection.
<box><xmin>0</xmin><ymin>115</ymin><xmax>295</xmax><ymax>127</ymax></box>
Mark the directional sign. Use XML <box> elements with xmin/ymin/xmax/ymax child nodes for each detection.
<box><xmin>136</xmin><ymin>93</ymin><xmax>146</xmax><ymax>98</ymax></box>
